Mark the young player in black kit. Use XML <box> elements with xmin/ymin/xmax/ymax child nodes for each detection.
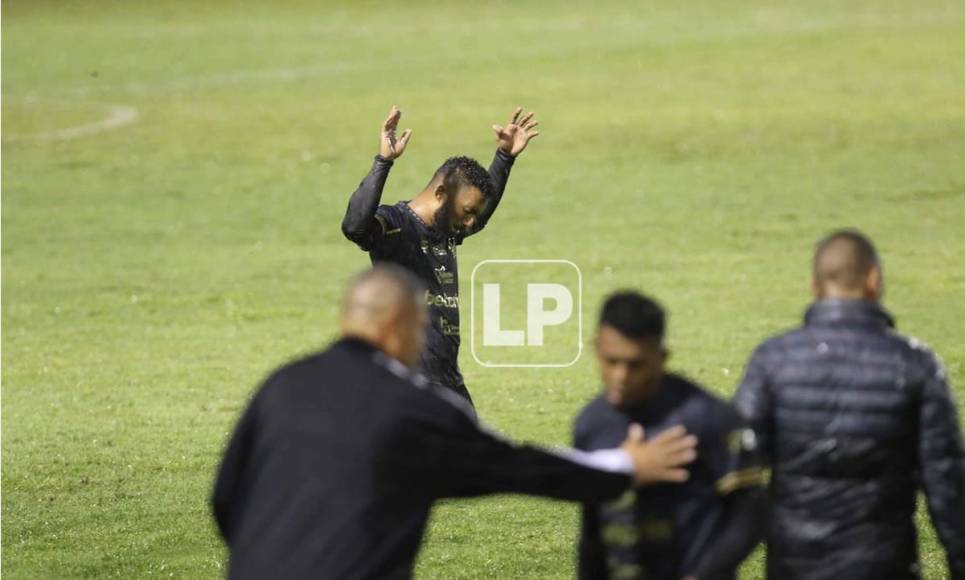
<box><xmin>341</xmin><ymin>105</ymin><xmax>539</xmax><ymax>406</ymax></box>
<box><xmin>575</xmin><ymin>292</ymin><xmax>765</xmax><ymax>580</ymax></box>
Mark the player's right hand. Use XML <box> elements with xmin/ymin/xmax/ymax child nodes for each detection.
<box><xmin>379</xmin><ymin>105</ymin><xmax>412</xmax><ymax>160</ymax></box>
<box><xmin>621</xmin><ymin>424</ymin><xmax>697</xmax><ymax>486</ymax></box>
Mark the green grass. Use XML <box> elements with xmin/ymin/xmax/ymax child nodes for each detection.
<box><xmin>3</xmin><ymin>0</ymin><xmax>964</xmax><ymax>577</ymax></box>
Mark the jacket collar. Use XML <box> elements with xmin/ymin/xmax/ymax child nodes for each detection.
<box><xmin>804</xmin><ymin>299</ymin><xmax>895</xmax><ymax>330</ymax></box>
<box><xmin>336</xmin><ymin>336</ymin><xmax>380</xmax><ymax>354</ymax></box>
<box><xmin>335</xmin><ymin>337</ymin><xmax>424</xmax><ymax>384</ymax></box>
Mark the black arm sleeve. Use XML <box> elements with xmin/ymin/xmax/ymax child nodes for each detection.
<box><xmin>211</xmin><ymin>398</ymin><xmax>258</xmax><ymax>542</ymax></box>
<box><xmin>733</xmin><ymin>346</ymin><xmax>775</xmax><ymax>462</ymax></box>
<box><xmin>578</xmin><ymin>504</ymin><xmax>609</xmax><ymax>580</ymax></box>
<box><xmin>688</xmin><ymin>400</ymin><xmax>768</xmax><ymax>579</ymax></box>
<box><xmin>690</xmin><ymin>488</ymin><xmax>767</xmax><ymax>579</ymax></box>
<box><xmin>462</xmin><ymin>149</ymin><xmax>515</xmax><ymax>238</ymax></box>
<box><xmin>341</xmin><ymin>155</ymin><xmax>394</xmax><ymax>250</ymax></box>
<box><xmin>917</xmin><ymin>352</ymin><xmax>965</xmax><ymax>578</ymax></box>
<box><xmin>438</xmin><ymin>429</ymin><xmax>631</xmax><ymax>502</ymax></box>
<box><xmin>385</xmin><ymin>396</ymin><xmax>631</xmax><ymax>503</ymax></box>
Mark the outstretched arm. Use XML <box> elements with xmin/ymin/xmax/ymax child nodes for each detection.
<box><xmin>385</xmin><ymin>397</ymin><xmax>697</xmax><ymax>502</ymax></box>
<box><xmin>463</xmin><ymin>107</ymin><xmax>540</xmax><ymax>237</ymax></box>
<box><xmin>341</xmin><ymin>106</ymin><xmax>412</xmax><ymax>250</ymax></box>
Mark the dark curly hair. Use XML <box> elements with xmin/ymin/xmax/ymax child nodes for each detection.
<box><xmin>598</xmin><ymin>291</ymin><xmax>666</xmax><ymax>343</ymax></box>
<box><xmin>432</xmin><ymin>156</ymin><xmax>494</xmax><ymax>199</ymax></box>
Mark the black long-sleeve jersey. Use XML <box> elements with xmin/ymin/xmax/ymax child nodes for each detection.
<box><xmin>574</xmin><ymin>374</ymin><xmax>766</xmax><ymax>580</ymax></box>
<box><xmin>212</xmin><ymin>338</ymin><xmax>632</xmax><ymax>580</ymax></box>
<box><xmin>341</xmin><ymin>151</ymin><xmax>515</xmax><ymax>399</ymax></box>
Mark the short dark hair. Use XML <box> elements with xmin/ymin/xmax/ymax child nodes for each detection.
<box><xmin>598</xmin><ymin>291</ymin><xmax>666</xmax><ymax>343</ymax></box>
<box><xmin>432</xmin><ymin>156</ymin><xmax>493</xmax><ymax>199</ymax></box>
<box><xmin>813</xmin><ymin>229</ymin><xmax>880</xmax><ymax>290</ymax></box>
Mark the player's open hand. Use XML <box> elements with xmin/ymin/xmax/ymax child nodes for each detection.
<box><xmin>621</xmin><ymin>424</ymin><xmax>697</xmax><ymax>486</ymax></box>
<box><xmin>493</xmin><ymin>106</ymin><xmax>540</xmax><ymax>157</ymax></box>
<box><xmin>379</xmin><ymin>105</ymin><xmax>412</xmax><ymax>161</ymax></box>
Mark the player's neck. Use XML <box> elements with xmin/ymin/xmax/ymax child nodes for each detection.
<box><xmin>616</xmin><ymin>378</ymin><xmax>666</xmax><ymax>410</ymax></box>
<box><xmin>407</xmin><ymin>195</ymin><xmax>438</xmax><ymax>229</ymax></box>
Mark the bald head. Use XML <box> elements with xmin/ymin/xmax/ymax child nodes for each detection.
<box><xmin>340</xmin><ymin>265</ymin><xmax>427</xmax><ymax>367</ymax></box>
<box><xmin>812</xmin><ymin>229</ymin><xmax>882</xmax><ymax>300</ymax></box>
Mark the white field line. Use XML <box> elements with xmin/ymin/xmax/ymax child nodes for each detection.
<box><xmin>60</xmin><ymin>62</ymin><xmax>367</xmax><ymax>98</ymax></box>
<box><xmin>3</xmin><ymin>104</ymin><xmax>139</xmax><ymax>142</ymax></box>
<box><xmin>3</xmin><ymin>10</ymin><xmax>947</xmax><ymax>142</ymax></box>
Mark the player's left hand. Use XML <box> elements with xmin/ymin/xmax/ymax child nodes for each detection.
<box><xmin>493</xmin><ymin>106</ymin><xmax>539</xmax><ymax>156</ymax></box>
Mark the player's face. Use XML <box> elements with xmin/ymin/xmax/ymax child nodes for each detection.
<box><xmin>436</xmin><ymin>185</ymin><xmax>484</xmax><ymax>235</ymax></box>
<box><xmin>595</xmin><ymin>325</ymin><xmax>667</xmax><ymax>409</ymax></box>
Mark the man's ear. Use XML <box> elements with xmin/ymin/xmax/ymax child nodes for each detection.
<box><xmin>379</xmin><ymin>307</ymin><xmax>404</xmax><ymax>359</ymax></box>
<box><xmin>434</xmin><ymin>183</ymin><xmax>447</xmax><ymax>202</ymax></box>
<box><xmin>593</xmin><ymin>334</ymin><xmax>604</xmax><ymax>357</ymax></box>
<box><xmin>373</xmin><ymin>315</ymin><xmax>392</xmax><ymax>345</ymax></box>
<box><xmin>865</xmin><ymin>266</ymin><xmax>883</xmax><ymax>301</ymax></box>
<box><xmin>810</xmin><ymin>277</ymin><xmax>821</xmax><ymax>299</ymax></box>
<box><xmin>660</xmin><ymin>347</ymin><xmax>670</xmax><ymax>364</ymax></box>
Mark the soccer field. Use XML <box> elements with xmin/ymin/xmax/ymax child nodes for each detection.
<box><xmin>2</xmin><ymin>0</ymin><xmax>963</xmax><ymax>577</ymax></box>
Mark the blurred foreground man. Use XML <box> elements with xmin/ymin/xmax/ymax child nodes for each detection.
<box><xmin>212</xmin><ymin>266</ymin><xmax>698</xmax><ymax>580</ymax></box>
<box><xmin>575</xmin><ymin>292</ymin><xmax>765</xmax><ymax>580</ymax></box>
<box><xmin>734</xmin><ymin>229</ymin><xmax>965</xmax><ymax>579</ymax></box>
<box><xmin>341</xmin><ymin>105</ymin><xmax>539</xmax><ymax>406</ymax></box>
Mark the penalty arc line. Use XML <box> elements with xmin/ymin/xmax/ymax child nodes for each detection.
<box><xmin>4</xmin><ymin>104</ymin><xmax>139</xmax><ymax>143</ymax></box>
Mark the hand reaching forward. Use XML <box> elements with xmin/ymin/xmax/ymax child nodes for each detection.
<box><xmin>621</xmin><ymin>424</ymin><xmax>698</xmax><ymax>486</ymax></box>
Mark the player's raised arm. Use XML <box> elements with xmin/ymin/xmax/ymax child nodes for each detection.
<box><xmin>463</xmin><ymin>106</ymin><xmax>540</xmax><ymax>238</ymax></box>
<box><xmin>341</xmin><ymin>106</ymin><xmax>412</xmax><ymax>250</ymax></box>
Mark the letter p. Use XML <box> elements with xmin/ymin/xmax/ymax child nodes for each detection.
<box><xmin>527</xmin><ymin>283</ymin><xmax>573</xmax><ymax>346</ymax></box>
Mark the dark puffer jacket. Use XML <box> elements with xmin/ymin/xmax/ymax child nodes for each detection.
<box><xmin>734</xmin><ymin>299</ymin><xmax>965</xmax><ymax>579</ymax></box>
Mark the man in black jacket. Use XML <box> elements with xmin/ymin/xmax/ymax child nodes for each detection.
<box><xmin>734</xmin><ymin>229</ymin><xmax>965</xmax><ymax>579</ymax></box>
<box><xmin>212</xmin><ymin>265</ymin><xmax>698</xmax><ymax>580</ymax></box>
<box><xmin>341</xmin><ymin>105</ymin><xmax>538</xmax><ymax>406</ymax></box>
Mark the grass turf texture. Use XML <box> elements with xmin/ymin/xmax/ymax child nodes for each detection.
<box><xmin>2</xmin><ymin>0</ymin><xmax>963</xmax><ymax>577</ymax></box>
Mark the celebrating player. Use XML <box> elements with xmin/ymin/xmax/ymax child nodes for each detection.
<box><xmin>341</xmin><ymin>105</ymin><xmax>539</xmax><ymax>407</ymax></box>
